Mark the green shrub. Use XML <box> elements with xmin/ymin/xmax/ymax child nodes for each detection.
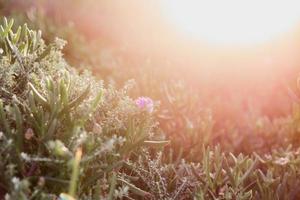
<box><xmin>0</xmin><ymin>18</ymin><xmax>162</xmax><ymax>199</ymax></box>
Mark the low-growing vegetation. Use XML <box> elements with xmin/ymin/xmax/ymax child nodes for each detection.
<box><xmin>1</xmin><ymin>2</ymin><xmax>300</xmax><ymax>199</ymax></box>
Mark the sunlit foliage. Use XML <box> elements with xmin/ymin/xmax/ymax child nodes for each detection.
<box><xmin>2</xmin><ymin>2</ymin><xmax>300</xmax><ymax>199</ymax></box>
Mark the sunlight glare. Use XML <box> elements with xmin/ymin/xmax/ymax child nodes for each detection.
<box><xmin>161</xmin><ymin>0</ymin><xmax>300</xmax><ymax>45</ymax></box>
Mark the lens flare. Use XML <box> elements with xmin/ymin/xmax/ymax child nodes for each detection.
<box><xmin>161</xmin><ymin>0</ymin><xmax>300</xmax><ymax>45</ymax></box>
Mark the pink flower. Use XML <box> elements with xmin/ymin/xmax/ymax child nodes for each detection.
<box><xmin>135</xmin><ymin>97</ymin><xmax>154</xmax><ymax>113</ymax></box>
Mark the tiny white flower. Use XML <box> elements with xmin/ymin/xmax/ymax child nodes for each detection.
<box><xmin>4</xmin><ymin>194</ymin><xmax>10</xmax><ymax>200</ymax></box>
<box><xmin>20</xmin><ymin>152</ymin><xmax>30</xmax><ymax>161</ymax></box>
<box><xmin>12</xmin><ymin>177</ymin><xmax>20</xmax><ymax>185</ymax></box>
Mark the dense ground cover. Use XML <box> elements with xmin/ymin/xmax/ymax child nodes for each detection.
<box><xmin>2</xmin><ymin>1</ymin><xmax>300</xmax><ymax>199</ymax></box>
